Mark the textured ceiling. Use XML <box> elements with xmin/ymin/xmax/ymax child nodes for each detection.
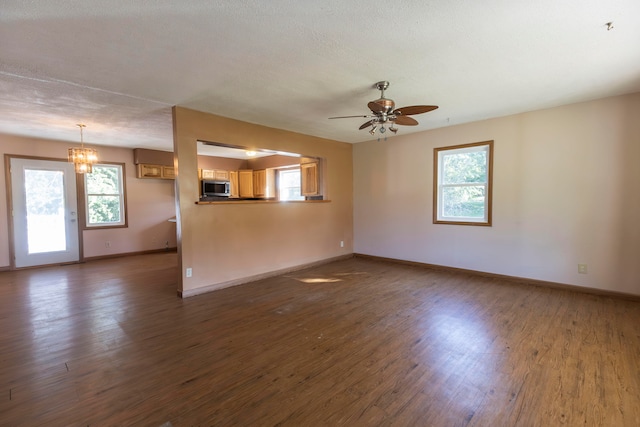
<box><xmin>1</xmin><ymin>1</ymin><xmax>639</xmax><ymax>151</ymax></box>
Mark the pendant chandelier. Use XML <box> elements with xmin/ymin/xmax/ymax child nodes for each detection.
<box><xmin>68</xmin><ymin>124</ymin><xmax>98</xmax><ymax>173</ymax></box>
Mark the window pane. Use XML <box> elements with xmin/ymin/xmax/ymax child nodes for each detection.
<box><xmin>442</xmin><ymin>186</ymin><xmax>486</xmax><ymax>218</ymax></box>
<box><xmin>434</xmin><ymin>141</ymin><xmax>493</xmax><ymax>225</ymax></box>
<box><xmin>443</xmin><ymin>151</ymin><xmax>487</xmax><ymax>184</ymax></box>
<box><xmin>279</xmin><ymin>169</ymin><xmax>305</xmax><ymax>201</ymax></box>
<box><xmin>86</xmin><ymin>165</ymin><xmax>119</xmax><ymax>194</ymax></box>
<box><xmin>85</xmin><ymin>163</ymin><xmax>126</xmax><ymax>228</ymax></box>
<box><xmin>24</xmin><ymin>169</ymin><xmax>67</xmax><ymax>253</ymax></box>
<box><xmin>88</xmin><ymin>195</ymin><xmax>121</xmax><ymax>224</ymax></box>
<box><xmin>281</xmin><ymin>187</ymin><xmax>303</xmax><ymax>200</ymax></box>
<box><xmin>280</xmin><ymin>169</ymin><xmax>300</xmax><ymax>187</ymax></box>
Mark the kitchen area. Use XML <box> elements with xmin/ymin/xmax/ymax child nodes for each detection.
<box><xmin>132</xmin><ymin>142</ymin><xmax>323</xmax><ymax>204</ymax></box>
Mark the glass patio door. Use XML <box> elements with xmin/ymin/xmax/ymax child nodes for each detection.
<box><xmin>10</xmin><ymin>158</ymin><xmax>79</xmax><ymax>267</ymax></box>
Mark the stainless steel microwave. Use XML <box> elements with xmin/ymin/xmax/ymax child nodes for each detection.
<box><xmin>202</xmin><ymin>179</ymin><xmax>230</xmax><ymax>197</ymax></box>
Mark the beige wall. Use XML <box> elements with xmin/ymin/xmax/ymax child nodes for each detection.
<box><xmin>197</xmin><ymin>155</ymin><xmax>247</xmax><ymax>171</ymax></box>
<box><xmin>354</xmin><ymin>92</ymin><xmax>640</xmax><ymax>296</ymax></box>
<box><xmin>0</xmin><ymin>134</ymin><xmax>177</xmax><ymax>267</ymax></box>
<box><xmin>172</xmin><ymin>107</ymin><xmax>353</xmax><ymax>296</ymax></box>
<box><xmin>247</xmin><ymin>154</ymin><xmax>301</xmax><ymax>170</ymax></box>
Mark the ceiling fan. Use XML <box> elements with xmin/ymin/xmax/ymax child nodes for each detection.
<box><xmin>329</xmin><ymin>81</ymin><xmax>438</xmax><ymax>137</ymax></box>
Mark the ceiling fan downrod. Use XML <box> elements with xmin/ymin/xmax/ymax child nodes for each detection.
<box><xmin>375</xmin><ymin>80</ymin><xmax>389</xmax><ymax>95</ymax></box>
<box><xmin>372</xmin><ymin>81</ymin><xmax>395</xmax><ymax>114</ymax></box>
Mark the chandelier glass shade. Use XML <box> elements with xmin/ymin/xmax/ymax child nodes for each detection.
<box><xmin>68</xmin><ymin>124</ymin><xmax>98</xmax><ymax>173</ymax></box>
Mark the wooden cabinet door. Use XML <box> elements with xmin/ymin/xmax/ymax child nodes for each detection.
<box><xmin>137</xmin><ymin>164</ymin><xmax>163</xmax><ymax>178</ymax></box>
<box><xmin>238</xmin><ymin>170</ymin><xmax>254</xmax><ymax>198</ymax></box>
<box><xmin>301</xmin><ymin>162</ymin><xmax>319</xmax><ymax>196</ymax></box>
<box><xmin>201</xmin><ymin>169</ymin><xmax>229</xmax><ymax>181</ymax></box>
<box><xmin>229</xmin><ymin>171</ymin><xmax>239</xmax><ymax>198</ymax></box>
<box><xmin>162</xmin><ymin>166</ymin><xmax>175</xmax><ymax>179</ymax></box>
<box><xmin>253</xmin><ymin>169</ymin><xmax>266</xmax><ymax>197</ymax></box>
<box><xmin>214</xmin><ymin>170</ymin><xmax>229</xmax><ymax>181</ymax></box>
<box><xmin>201</xmin><ymin>169</ymin><xmax>215</xmax><ymax>179</ymax></box>
<box><xmin>137</xmin><ymin>164</ymin><xmax>174</xmax><ymax>179</ymax></box>
<box><xmin>253</xmin><ymin>169</ymin><xmax>276</xmax><ymax>198</ymax></box>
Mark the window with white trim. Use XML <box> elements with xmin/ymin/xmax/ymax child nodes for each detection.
<box><xmin>84</xmin><ymin>163</ymin><xmax>127</xmax><ymax>228</ymax></box>
<box><xmin>278</xmin><ymin>167</ymin><xmax>305</xmax><ymax>201</ymax></box>
<box><xmin>434</xmin><ymin>141</ymin><xmax>493</xmax><ymax>226</ymax></box>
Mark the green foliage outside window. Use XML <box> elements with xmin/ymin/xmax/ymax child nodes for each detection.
<box><xmin>85</xmin><ymin>165</ymin><xmax>123</xmax><ymax>225</ymax></box>
<box><xmin>442</xmin><ymin>186</ymin><xmax>486</xmax><ymax>218</ymax></box>
<box><xmin>24</xmin><ymin>169</ymin><xmax>64</xmax><ymax>215</ymax></box>
<box><xmin>434</xmin><ymin>141</ymin><xmax>493</xmax><ymax>225</ymax></box>
<box><xmin>442</xmin><ymin>151</ymin><xmax>487</xmax><ymax>218</ymax></box>
<box><xmin>442</xmin><ymin>151</ymin><xmax>487</xmax><ymax>184</ymax></box>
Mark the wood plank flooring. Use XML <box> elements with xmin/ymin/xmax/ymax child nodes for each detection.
<box><xmin>1</xmin><ymin>253</ymin><xmax>639</xmax><ymax>426</ymax></box>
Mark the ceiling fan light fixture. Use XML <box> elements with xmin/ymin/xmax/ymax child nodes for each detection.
<box><xmin>389</xmin><ymin>125</ymin><xmax>398</xmax><ymax>134</ymax></box>
<box><xmin>369</xmin><ymin>125</ymin><xmax>377</xmax><ymax>135</ymax></box>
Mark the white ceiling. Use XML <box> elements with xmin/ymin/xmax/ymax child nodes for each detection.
<box><xmin>197</xmin><ymin>141</ymin><xmax>299</xmax><ymax>159</ymax></box>
<box><xmin>1</xmin><ymin>1</ymin><xmax>639</xmax><ymax>152</ymax></box>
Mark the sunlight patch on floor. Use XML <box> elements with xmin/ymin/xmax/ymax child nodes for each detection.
<box><xmin>295</xmin><ymin>277</ymin><xmax>343</xmax><ymax>284</ymax></box>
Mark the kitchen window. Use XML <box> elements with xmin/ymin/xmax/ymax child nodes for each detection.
<box><xmin>278</xmin><ymin>167</ymin><xmax>305</xmax><ymax>201</ymax></box>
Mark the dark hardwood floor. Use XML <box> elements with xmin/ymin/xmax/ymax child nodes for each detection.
<box><xmin>1</xmin><ymin>253</ymin><xmax>639</xmax><ymax>426</ymax></box>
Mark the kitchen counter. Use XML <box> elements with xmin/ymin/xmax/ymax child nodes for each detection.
<box><xmin>196</xmin><ymin>198</ymin><xmax>329</xmax><ymax>205</ymax></box>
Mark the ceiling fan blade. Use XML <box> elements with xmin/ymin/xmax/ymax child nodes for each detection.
<box><xmin>367</xmin><ymin>101</ymin><xmax>386</xmax><ymax>113</ymax></box>
<box><xmin>329</xmin><ymin>114</ymin><xmax>372</xmax><ymax>119</ymax></box>
<box><xmin>393</xmin><ymin>115</ymin><xmax>419</xmax><ymax>126</ymax></box>
<box><xmin>359</xmin><ymin>120</ymin><xmax>374</xmax><ymax>130</ymax></box>
<box><xmin>393</xmin><ymin>105</ymin><xmax>439</xmax><ymax>116</ymax></box>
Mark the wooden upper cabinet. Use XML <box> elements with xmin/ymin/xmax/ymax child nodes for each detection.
<box><xmin>253</xmin><ymin>169</ymin><xmax>275</xmax><ymax>198</ymax></box>
<box><xmin>201</xmin><ymin>169</ymin><xmax>230</xmax><ymax>181</ymax></box>
<box><xmin>137</xmin><ymin>164</ymin><xmax>163</xmax><ymax>179</ymax></box>
<box><xmin>162</xmin><ymin>166</ymin><xmax>176</xmax><ymax>179</ymax></box>
<box><xmin>229</xmin><ymin>170</ymin><xmax>239</xmax><ymax>198</ymax></box>
<box><xmin>199</xmin><ymin>169</ymin><xmax>229</xmax><ymax>181</ymax></box>
<box><xmin>301</xmin><ymin>161</ymin><xmax>319</xmax><ymax>196</ymax></box>
<box><xmin>253</xmin><ymin>170</ymin><xmax>266</xmax><ymax>197</ymax></box>
<box><xmin>238</xmin><ymin>170</ymin><xmax>254</xmax><ymax>198</ymax></box>
<box><xmin>136</xmin><ymin>164</ymin><xmax>175</xmax><ymax>179</ymax></box>
<box><xmin>134</xmin><ymin>149</ymin><xmax>175</xmax><ymax>179</ymax></box>
<box><xmin>214</xmin><ymin>170</ymin><xmax>229</xmax><ymax>181</ymax></box>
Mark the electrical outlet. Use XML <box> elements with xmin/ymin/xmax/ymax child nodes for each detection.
<box><xmin>105</xmin><ymin>241</ymin><xmax>111</xmax><ymax>248</ymax></box>
<box><xmin>340</xmin><ymin>240</ymin><xmax>344</xmax><ymax>248</ymax></box>
<box><xmin>186</xmin><ymin>267</ymin><xmax>192</xmax><ymax>278</ymax></box>
<box><xmin>578</xmin><ymin>264</ymin><xmax>588</xmax><ymax>274</ymax></box>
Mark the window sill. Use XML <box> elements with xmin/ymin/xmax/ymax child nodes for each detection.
<box><xmin>433</xmin><ymin>219</ymin><xmax>491</xmax><ymax>226</ymax></box>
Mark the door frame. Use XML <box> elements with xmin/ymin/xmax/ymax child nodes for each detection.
<box><xmin>4</xmin><ymin>154</ymin><xmax>84</xmax><ymax>269</ymax></box>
